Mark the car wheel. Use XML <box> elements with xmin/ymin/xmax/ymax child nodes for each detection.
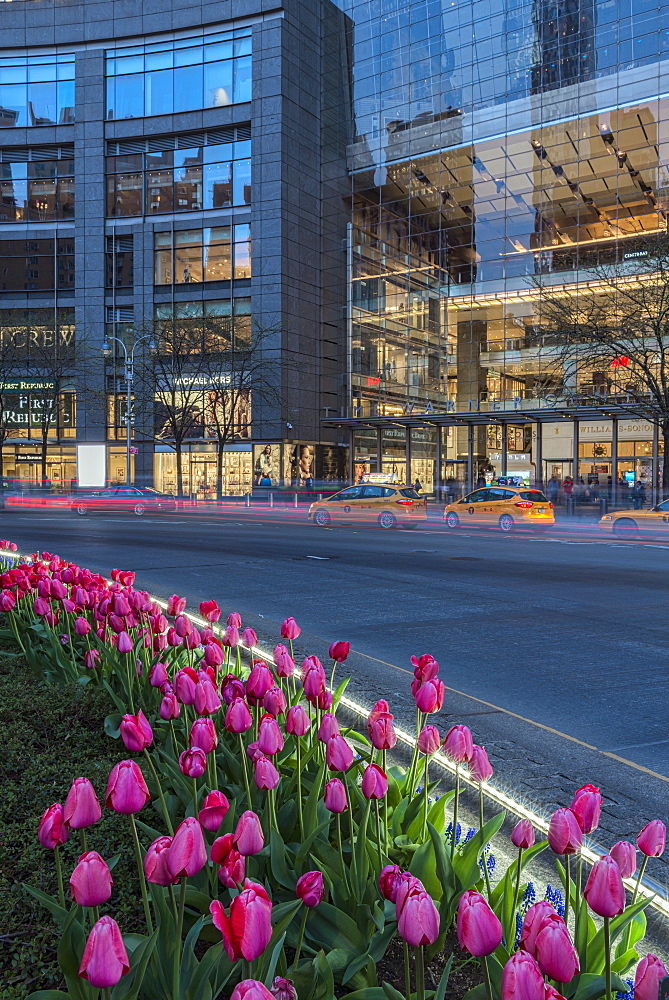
<box><xmin>133</xmin><ymin>504</ymin><xmax>146</xmax><ymax>516</ymax></box>
<box><xmin>75</xmin><ymin>504</ymin><xmax>88</xmax><ymax>516</ymax></box>
<box><xmin>314</xmin><ymin>509</ymin><xmax>331</xmax><ymax>527</ymax></box>
<box><xmin>378</xmin><ymin>511</ymin><xmax>397</xmax><ymax>529</ymax></box>
<box><xmin>445</xmin><ymin>511</ymin><xmax>460</xmax><ymax>528</ymax></box>
<box><xmin>613</xmin><ymin>517</ymin><xmax>638</xmax><ymax>538</ymax></box>
<box><xmin>499</xmin><ymin>513</ymin><xmax>514</xmax><ymax>532</ymax></box>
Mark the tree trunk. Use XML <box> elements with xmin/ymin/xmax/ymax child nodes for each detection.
<box><xmin>175</xmin><ymin>443</ymin><xmax>184</xmax><ymax>498</ymax></box>
<box><xmin>662</xmin><ymin>420</ymin><xmax>669</xmax><ymax>495</ymax></box>
<box><xmin>40</xmin><ymin>428</ymin><xmax>49</xmax><ymax>488</ymax></box>
<box><xmin>216</xmin><ymin>441</ymin><xmax>224</xmax><ymax>501</ymax></box>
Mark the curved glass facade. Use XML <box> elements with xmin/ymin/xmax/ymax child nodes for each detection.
<box><xmin>0</xmin><ymin>53</ymin><xmax>75</xmax><ymax>128</ymax></box>
<box><xmin>105</xmin><ymin>28</ymin><xmax>252</xmax><ymax>120</ymax></box>
<box><xmin>0</xmin><ymin>149</ymin><xmax>75</xmax><ymax>223</ymax></box>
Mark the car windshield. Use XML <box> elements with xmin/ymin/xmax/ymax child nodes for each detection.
<box><xmin>518</xmin><ymin>491</ymin><xmax>548</xmax><ymax>502</ymax></box>
<box><xmin>142</xmin><ymin>488</ymin><xmax>160</xmax><ymax>494</ymax></box>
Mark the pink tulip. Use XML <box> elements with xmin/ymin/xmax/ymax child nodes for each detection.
<box><xmin>221</xmin><ymin>673</ymin><xmax>246</xmax><ymax>704</ymax></box>
<box><xmin>160</xmin><ymin>692</ymin><xmax>180</xmax><ymax>719</ymax></box>
<box><xmin>149</xmin><ymin>662</ymin><xmax>168</xmax><ymax>688</ymax></box>
<box><xmin>199</xmin><ymin>791</ymin><xmax>230</xmax><ymax>832</ymax></box>
<box><xmin>242</xmin><ymin>627</ymin><xmax>258</xmax><ymax>648</ymax></box>
<box><xmin>411</xmin><ymin>653</ymin><xmax>439</xmax><ymax>681</ymax></box>
<box><xmin>544</xmin><ymin>987</ymin><xmax>567</xmax><ymax>1000</ymax></box>
<box><xmin>254</xmin><ymin>756</ymin><xmax>281</xmax><ymax>790</ymax></box>
<box><xmin>63</xmin><ymin>778</ymin><xmax>102</xmax><ymax>830</ymax></box>
<box><xmin>316</xmin><ymin>688</ymin><xmax>332</xmax><ymax>711</ymax></box>
<box><xmin>379</xmin><ymin>864</ymin><xmax>401</xmax><ymax>902</ymax></box>
<box><xmin>635</xmin><ymin>954</ymin><xmax>669</xmax><ymax>1000</ymax></box>
<box><xmin>246</xmin><ymin>662</ymin><xmax>274</xmax><ymax>704</ymax></box>
<box><xmin>547</xmin><ymin>808</ymin><xmax>582</xmax><ymax>855</ymax></box>
<box><xmin>194</xmin><ymin>677</ymin><xmax>221</xmax><ymax>715</ymax></box>
<box><xmin>232</xmin><ymin>981</ymin><xmax>275</xmax><ymax>1000</ymax></box>
<box><xmin>469</xmin><ymin>745</ymin><xmax>493</xmax><ymax>782</ymax></box>
<box><xmin>210</xmin><ymin>879</ymin><xmax>272</xmax><ymax>961</ymax></box>
<box><xmin>199</xmin><ymin>599</ymin><xmax>220</xmax><ymax>622</ymax></box>
<box><xmin>328</xmin><ymin>641</ymin><xmax>350</xmax><ymax>662</ymax></box>
<box><xmin>361</xmin><ymin>763</ymin><xmax>388</xmax><ymax>799</ymax></box>
<box><xmin>501</xmin><ymin>952</ymin><xmax>544</xmax><ymax>1000</ymax></box>
<box><xmin>222</xmin><ymin>626</ymin><xmax>240</xmax><ymax>647</ymax></box>
<box><xmin>144</xmin><ymin>836</ymin><xmax>177</xmax><ymax>886</ymax></box>
<box><xmin>78</xmin><ymin>916</ymin><xmax>129</xmax><ymax>988</ymax></box>
<box><xmin>120</xmin><ymin>710</ymin><xmax>153</xmax><ymax>753</ymax></box>
<box><xmin>167</xmin><ymin>594</ymin><xmax>186</xmax><ymax>615</ymax></box>
<box><xmin>263</xmin><ymin>687</ymin><xmax>287</xmax><ymax>717</ymax></box>
<box><xmin>519</xmin><ymin>901</ymin><xmax>556</xmax><ymax>956</ymax></box>
<box><xmin>74</xmin><ymin>616</ymin><xmax>91</xmax><ymax>636</ymax></box>
<box><xmin>584</xmin><ymin>854</ymin><xmax>625</xmax><ymax>918</ymax></box>
<box><xmin>258</xmin><ymin>713</ymin><xmax>284</xmax><ymax>755</ymax></box>
<box><xmin>456</xmin><ymin>889</ymin><xmax>503</xmax><ymax>957</ymax></box>
<box><xmin>414</xmin><ymin>677</ymin><xmax>445</xmax><ymax>714</ymax></box>
<box><xmin>116</xmin><ymin>630</ymin><xmax>133</xmax><ymax>654</ymax></box>
<box><xmin>105</xmin><ymin>760</ymin><xmax>150</xmax><ymax>814</ymax></box>
<box><xmin>318</xmin><ymin>712</ymin><xmax>340</xmax><ymax>742</ymax></box>
<box><xmin>443</xmin><ymin>724</ymin><xmax>473</xmax><ymax>763</ymax></box>
<box><xmin>273</xmin><ymin>645</ymin><xmax>295</xmax><ymax>678</ymax></box>
<box><xmin>203</xmin><ymin>641</ymin><xmax>224</xmax><ymax>667</ymax></box>
<box><xmin>150</xmin><ymin>614</ymin><xmax>168</xmax><ymax>634</ymax></box>
<box><xmin>85</xmin><ymin>647</ymin><xmax>100</xmax><ymax>669</ymax></box>
<box><xmin>34</xmin><ymin>596</ymin><xmax>50</xmax><ymax>617</ymax></box>
<box><xmin>533</xmin><ymin>912</ymin><xmax>579</xmax><ymax>981</ymax></box>
<box><xmin>189</xmin><ymin>717</ymin><xmax>218</xmax><ymax>754</ymax></box>
<box><xmin>285</xmin><ymin>704</ymin><xmax>310</xmax><ymax>737</ymax></box>
<box><xmin>296</xmin><ymin>870</ymin><xmax>324</xmax><ymax>907</ymax></box>
<box><xmin>637</xmin><ymin>819</ymin><xmax>666</xmax><ymax>857</ymax></box>
<box><xmin>270</xmin><ymin>978</ymin><xmax>297</xmax><ymax>1000</ymax></box>
<box><xmin>302</xmin><ymin>663</ymin><xmax>327</xmax><ymax>703</ymax></box>
<box><xmin>227</xmin><ymin>611</ymin><xmax>242</xmax><ymax>628</ymax></box>
<box><xmin>281</xmin><ymin>617</ymin><xmax>300</xmax><ymax>640</ymax></box>
<box><xmin>247</xmin><ymin>740</ymin><xmax>263</xmax><ymax>763</ymax></box>
<box><xmin>234</xmin><ymin>810</ymin><xmax>265</xmax><ymax>856</ymax></box>
<box><xmin>324</xmin><ymin>777</ymin><xmax>348</xmax><ymax>813</ymax></box>
<box><xmin>225</xmin><ymin>697</ymin><xmax>253</xmax><ymax>733</ymax></box>
<box><xmin>167</xmin><ymin>816</ymin><xmax>207</xmax><ymax>878</ymax></box>
<box><xmin>570</xmin><ymin>784</ymin><xmax>602</xmax><ymax>834</ymax></box>
<box><xmin>38</xmin><ymin>802</ymin><xmax>69</xmax><ymax>849</ymax></box>
<box><xmin>179</xmin><ymin>747</ymin><xmax>207</xmax><ymax>778</ymax></box>
<box><xmin>511</xmin><ymin>819</ymin><xmax>535</xmax><ymax>850</ymax></box>
<box><xmin>70</xmin><ymin>851</ymin><xmax>113</xmax><ymax>907</ymax></box>
<box><xmin>368</xmin><ymin>712</ymin><xmax>397</xmax><ymax>750</ymax></box>
<box><xmin>610</xmin><ymin>841</ymin><xmax>636</xmax><ymax>878</ymax></box>
<box><xmin>396</xmin><ymin>881</ymin><xmax>440</xmax><ymax>946</ymax></box>
<box><xmin>417</xmin><ymin>725</ymin><xmax>440</xmax><ymax>755</ymax></box>
<box><xmin>174</xmin><ymin>666</ymin><xmax>198</xmax><ymax>705</ymax></box>
<box><xmin>211</xmin><ymin>833</ymin><xmax>246</xmax><ymax>888</ymax></box>
<box><xmin>326</xmin><ymin>733</ymin><xmax>354</xmax><ymax>772</ymax></box>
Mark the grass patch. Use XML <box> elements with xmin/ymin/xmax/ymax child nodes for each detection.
<box><xmin>0</xmin><ymin>658</ymin><xmax>148</xmax><ymax>1000</ymax></box>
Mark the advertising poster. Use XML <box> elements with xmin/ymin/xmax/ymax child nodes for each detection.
<box><xmin>253</xmin><ymin>443</ymin><xmax>280</xmax><ymax>486</ymax></box>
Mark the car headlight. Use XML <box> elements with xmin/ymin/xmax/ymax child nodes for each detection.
<box><xmin>601</xmin><ymin>515</ymin><xmax>612</xmax><ymax>521</ymax></box>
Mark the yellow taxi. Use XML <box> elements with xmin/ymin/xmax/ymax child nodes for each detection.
<box><xmin>443</xmin><ymin>485</ymin><xmax>555</xmax><ymax>532</ymax></box>
<box><xmin>308</xmin><ymin>483</ymin><xmax>427</xmax><ymax>529</ymax></box>
<box><xmin>599</xmin><ymin>499</ymin><xmax>669</xmax><ymax>537</ymax></box>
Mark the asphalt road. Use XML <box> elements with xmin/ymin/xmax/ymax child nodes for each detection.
<box><xmin>2</xmin><ymin>505</ymin><xmax>668</xmax><ymax>883</ymax></box>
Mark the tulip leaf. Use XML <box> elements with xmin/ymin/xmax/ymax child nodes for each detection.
<box><xmin>104</xmin><ymin>712</ymin><xmax>123</xmax><ymax>738</ymax></box>
<box><xmin>343</xmin><ymin>950</ymin><xmax>377</xmax><ymax>985</ymax></box>
<box><xmin>339</xmin><ymin>989</ymin><xmax>390</xmax><ymax>999</ymax></box>
<box><xmin>569</xmin><ymin>972</ymin><xmax>627</xmax><ymax>1000</ymax></box>
<box><xmin>27</xmin><ymin>993</ymin><xmax>71</xmax><ymax>1000</ymax></box>
<box><xmin>296</xmin><ymin>818</ymin><xmax>330</xmax><ymax>871</ymax></box>
<box><xmin>24</xmin><ymin>884</ymin><xmax>69</xmax><ymax>927</ymax></box>
<box><xmin>381</xmin><ymin>982</ymin><xmax>406</xmax><ymax>1000</ymax></box>
<box><xmin>434</xmin><ymin>954</ymin><xmax>453</xmax><ymax>1000</ymax></box>
<box><xmin>586</xmin><ymin>897</ymin><xmax>650</xmax><ymax>974</ymax></box>
<box><xmin>611</xmin><ymin>947</ymin><xmax>641</xmax><ymax>974</ymax></box>
<box><xmin>189</xmin><ymin>944</ymin><xmax>233</xmax><ymax>1000</ymax></box>
<box><xmin>307</xmin><ymin>899</ymin><xmax>362</xmax><ymax>953</ymax></box>
<box><xmin>269</xmin><ymin>827</ymin><xmax>297</xmax><ymax>890</ymax></box>
<box><xmin>258</xmin><ymin>901</ymin><xmax>302</xmax><ymax>981</ymax></box>
<box><xmin>112</xmin><ymin>927</ymin><xmax>158</xmax><ymax>1000</ymax></box>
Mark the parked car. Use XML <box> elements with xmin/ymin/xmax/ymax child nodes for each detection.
<box><xmin>72</xmin><ymin>486</ymin><xmax>177</xmax><ymax>516</ymax></box>
<box><xmin>308</xmin><ymin>483</ymin><xmax>427</xmax><ymax>529</ymax></box>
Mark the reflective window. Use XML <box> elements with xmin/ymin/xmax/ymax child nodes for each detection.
<box><xmin>106</xmin><ymin>28</ymin><xmax>252</xmax><ymax>120</ymax></box>
<box><xmin>0</xmin><ymin>237</ymin><xmax>74</xmax><ymax>293</ymax></box>
<box><xmin>107</xmin><ymin>141</ymin><xmax>250</xmax><ymax>217</ymax></box>
<box><xmin>0</xmin><ymin>54</ymin><xmax>75</xmax><ymax>128</ymax></box>
<box><xmin>154</xmin><ymin>225</ymin><xmax>251</xmax><ymax>285</ymax></box>
<box><xmin>153</xmin><ymin>297</ymin><xmax>250</xmax><ymax>353</ymax></box>
<box><xmin>0</xmin><ymin>151</ymin><xmax>74</xmax><ymax>223</ymax></box>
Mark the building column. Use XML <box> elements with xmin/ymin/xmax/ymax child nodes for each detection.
<box><xmin>572</xmin><ymin>419</ymin><xmax>579</xmax><ymax>483</ymax></box>
<box><xmin>500</xmin><ymin>424</ymin><xmax>508</xmax><ymax>476</ymax></box>
<box><xmin>376</xmin><ymin>426</ymin><xmax>382</xmax><ymax>476</ymax></box>
<box><xmin>435</xmin><ymin>425</ymin><xmax>442</xmax><ymax>501</ymax></box>
<box><xmin>652</xmin><ymin>421</ymin><xmax>659</xmax><ymax>506</ymax></box>
<box><xmin>348</xmin><ymin>427</ymin><xmax>355</xmax><ymax>484</ymax></box>
<box><xmin>611</xmin><ymin>417</ymin><xmax>618</xmax><ymax>505</ymax></box>
<box><xmin>467</xmin><ymin>424</ymin><xmax>474</xmax><ymax>491</ymax></box>
<box><xmin>534</xmin><ymin>422</ymin><xmax>543</xmax><ymax>487</ymax></box>
<box><xmin>405</xmin><ymin>428</ymin><xmax>412</xmax><ymax>485</ymax></box>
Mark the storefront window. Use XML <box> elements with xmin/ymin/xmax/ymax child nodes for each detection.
<box><xmin>154</xmin><ymin>449</ymin><xmax>252</xmax><ymax>497</ymax></box>
<box><xmin>106</xmin><ymin>28</ymin><xmax>252</xmax><ymax>120</ymax></box>
<box><xmin>0</xmin><ymin>54</ymin><xmax>75</xmax><ymax>128</ymax></box>
<box><xmin>154</xmin><ymin>226</ymin><xmax>251</xmax><ymax>285</ymax></box>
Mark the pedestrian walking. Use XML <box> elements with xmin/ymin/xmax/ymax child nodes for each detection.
<box><xmin>413</xmin><ymin>477</ymin><xmax>423</xmax><ymax>493</ymax></box>
<box><xmin>476</xmin><ymin>473</ymin><xmax>486</xmax><ymax>489</ymax></box>
<box><xmin>562</xmin><ymin>476</ymin><xmax>574</xmax><ymax>497</ymax></box>
<box><xmin>632</xmin><ymin>480</ymin><xmax>646</xmax><ymax>510</ymax></box>
<box><xmin>547</xmin><ymin>475</ymin><xmax>559</xmax><ymax>504</ymax></box>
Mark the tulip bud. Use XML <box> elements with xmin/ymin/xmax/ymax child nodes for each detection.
<box><xmin>317</xmin><ymin>688</ymin><xmax>333</xmax><ymax>711</ymax></box>
<box><xmin>189</xmin><ymin>717</ymin><xmax>218</xmax><ymax>754</ymax></box>
<box><xmin>518</xmin><ymin>901</ymin><xmax>555</xmax><ymax>957</ymax></box>
<box><xmin>317</xmin><ymin>712</ymin><xmax>340</xmax><ymax>742</ymax></box>
<box><xmin>417</xmin><ymin>725</ymin><xmax>441</xmax><ymax>755</ymax></box>
<box><xmin>469</xmin><ymin>744</ymin><xmax>493</xmax><ymax>782</ymax></box>
<box><xmin>234</xmin><ymin>810</ymin><xmax>265</xmax><ymax>856</ymax></box>
<box><xmin>414</xmin><ymin>677</ymin><xmax>445</xmax><ymax>714</ymax></box>
<box><xmin>635</xmin><ymin>954</ymin><xmax>669</xmax><ymax>1000</ymax></box>
<box><xmin>396</xmin><ymin>881</ymin><xmax>440</xmax><ymax>946</ymax></box>
<box><xmin>324</xmin><ymin>777</ymin><xmax>348</xmax><ymax>813</ymax></box>
<box><xmin>85</xmin><ymin>649</ymin><xmax>100</xmax><ymax>670</ymax></box>
<box><xmin>258</xmin><ymin>713</ymin><xmax>284</xmax><ymax>755</ymax></box>
<box><xmin>203</xmin><ymin>641</ymin><xmax>224</xmax><ymax>667</ymax></box>
<box><xmin>273</xmin><ymin>646</ymin><xmax>295</xmax><ymax>679</ymax></box>
<box><xmin>199</xmin><ymin>790</ymin><xmax>230</xmax><ymax>832</ymax></box>
<box><xmin>193</xmin><ymin>677</ymin><xmax>221</xmax><ymax>715</ymax></box>
<box><xmin>144</xmin><ymin>836</ymin><xmax>176</xmax><ymax>886</ymax></box>
<box><xmin>280</xmin><ymin>617</ymin><xmax>300</xmax><ymax>640</ymax></box>
<box><xmin>70</xmin><ymin>851</ymin><xmax>113</xmax><ymax>907</ymax></box>
<box><xmin>326</xmin><ymin>732</ymin><xmax>354</xmax><ymax>772</ymax></box>
<box><xmin>583</xmin><ymin>854</ymin><xmax>625</xmax><ymax>918</ymax></box>
<box><xmin>225</xmin><ymin>697</ymin><xmax>253</xmax><ymax>733</ymax></box>
<box><xmin>63</xmin><ymin>777</ymin><xmax>102</xmax><ymax>830</ymax></box>
<box><xmin>270</xmin><ymin>977</ymin><xmax>298</xmax><ymax>1000</ymax></box>
<box><xmin>74</xmin><ymin>616</ymin><xmax>91</xmax><ymax>636</ymax></box>
<box><xmin>501</xmin><ymin>951</ymin><xmax>544</xmax><ymax>1000</ymax></box>
<box><xmin>227</xmin><ymin>611</ymin><xmax>242</xmax><ymax>628</ymax></box>
<box><xmin>296</xmin><ymin>870</ymin><xmax>324</xmax><ymax>907</ymax></box>
<box><xmin>457</xmin><ymin>889</ymin><xmax>503</xmax><ymax>957</ymax></box>
<box><xmin>328</xmin><ymin>640</ymin><xmax>350</xmax><ymax>663</ymax></box>
<box><xmin>160</xmin><ymin>692</ymin><xmax>180</xmax><ymax>720</ymax></box>
<box><xmin>379</xmin><ymin>864</ymin><xmax>401</xmax><ymax>902</ymax></box>
<box><xmin>637</xmin><ymin>819</ymin><xmax>666</xmax><ymax>858</ymax></box>
<box><xmin>179</xmin><ymin>747</ymin><xmax>207</xmax><ymax>778</ymax></box>
<box><xmin>368</xmin><ymin>711</ymin><xmax>397</xmax><ymax>750</ymax></box>
<box><xmin>149</xmin><ymin>662</ymin><xmax>169</xmax><ymax>688</ymax></box>
<box><xmin>120</xmin><ymin>710</ymin><xmax>153</xmax><ymax>753</ymax></box>
<box><xmin>166</xmin><ymin>594</ymin><xmax>186</xmax><ymax>615</ymax></box>
<box><xmin>361</xmin><ymin>763</ymin><xmax>388</xmax><ymax>799</ymax></box>
<box><xmin>167</xmin><ymin>816</ymin><xmax>207</xmax><ymax>878</ymax></box>
<box><xmin>211</xmin><ymin>832</ymin><xmax>246</xmax><ymax>887</ymax></box>
<box><xmin>254</xmin><ymin>755</ymin><xmax>281</xmax><ymax>790</ymax></box>
<box><xmin>116</xmin><ymin>630</ymin><xmax>133</xmax><ymax>654</ymax></box>
<box><xmin>570</xmin><ymin>784</ymin><xmax>602</xmax><ymax>834</ymax></box>
<box><xmin>199</xmin><ymin>599</ymin><xmax>221</xmax><ymax>622</ymax></box>
<box><xmin>38</xmin><ymin>802</ymin><xmax>69</xmax><ymax>849</ymax></box>
<box><xmin>547</xmin><ymin>807</ymin><xmax>582</xmax><ymax>855</ymax></box>
<box><xmin>246</xmin><ymin>663</ymin><xmax>274</xmax><ymax>705</ymax></box>
<box><xmin>443</xmin><ymin>724</ymin><xmax>473</xmax><ymax>763</ymax></box>
<box><xmin>263</xmin><ymin>686</ymin><xmax>287</xmax><ymax>718</ymax></box>
<box><xmin>222</xmin><ymin>625</ymin><xmax>240</xmax><ymax>647</ymax></box>
<box><xmin>511</xmin><ymin>819</ymin><xmax>536</xmax><ymax>850</ymax></box>
<box><xmin>285</xmin><ymin>704</ymin><xmax>310</xmax><ymax>737</ymax></box>
<box><xmin>105</xmin><ymin>760</ymin><xmax>150</xmax><ymax>814</ymax></box>
<box><xmin>242</xmin><ymin>627</ymin><xmax>258</xmax><ymax>648</ymax></box>
<box><xmin>79</xmin><ymin>916</ymin><xmax>129</xmax><ymax>989</ymax></box>
<box><xmin>210</xmin><ymin>881</ymin><xmax>272</xmax><ymax>962</ymax></box>
<box><xmin>610</xmin><ymin>840</ymin><xmax>636</xmax><ymax>878</ymax></box>
<box><xmin>232</xmin><ymin>981</ymin><xmax>275</xmax><ymax>1000</ymax></box>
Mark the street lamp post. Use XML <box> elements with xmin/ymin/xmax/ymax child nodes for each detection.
<box><xmin>101</xmin><ymin>334</ymin><xmax>155</xmax><ymax>485</ymax></box>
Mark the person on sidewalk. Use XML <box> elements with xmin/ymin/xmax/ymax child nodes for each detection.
<box><xmin>562</xmin><ymin>476</ymin><xmax>574</xmax><ymax>501</ymax></box>
<box><xmin>547</xmin><ymin>476</ymin><xmax>559</xmax><ymax>504</ymax></box>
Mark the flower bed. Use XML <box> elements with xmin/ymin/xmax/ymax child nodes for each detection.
<box><xmin>0</xmin><ymin>542</ymin><xmax>665</xmax><ymax>1000</ymax></box>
